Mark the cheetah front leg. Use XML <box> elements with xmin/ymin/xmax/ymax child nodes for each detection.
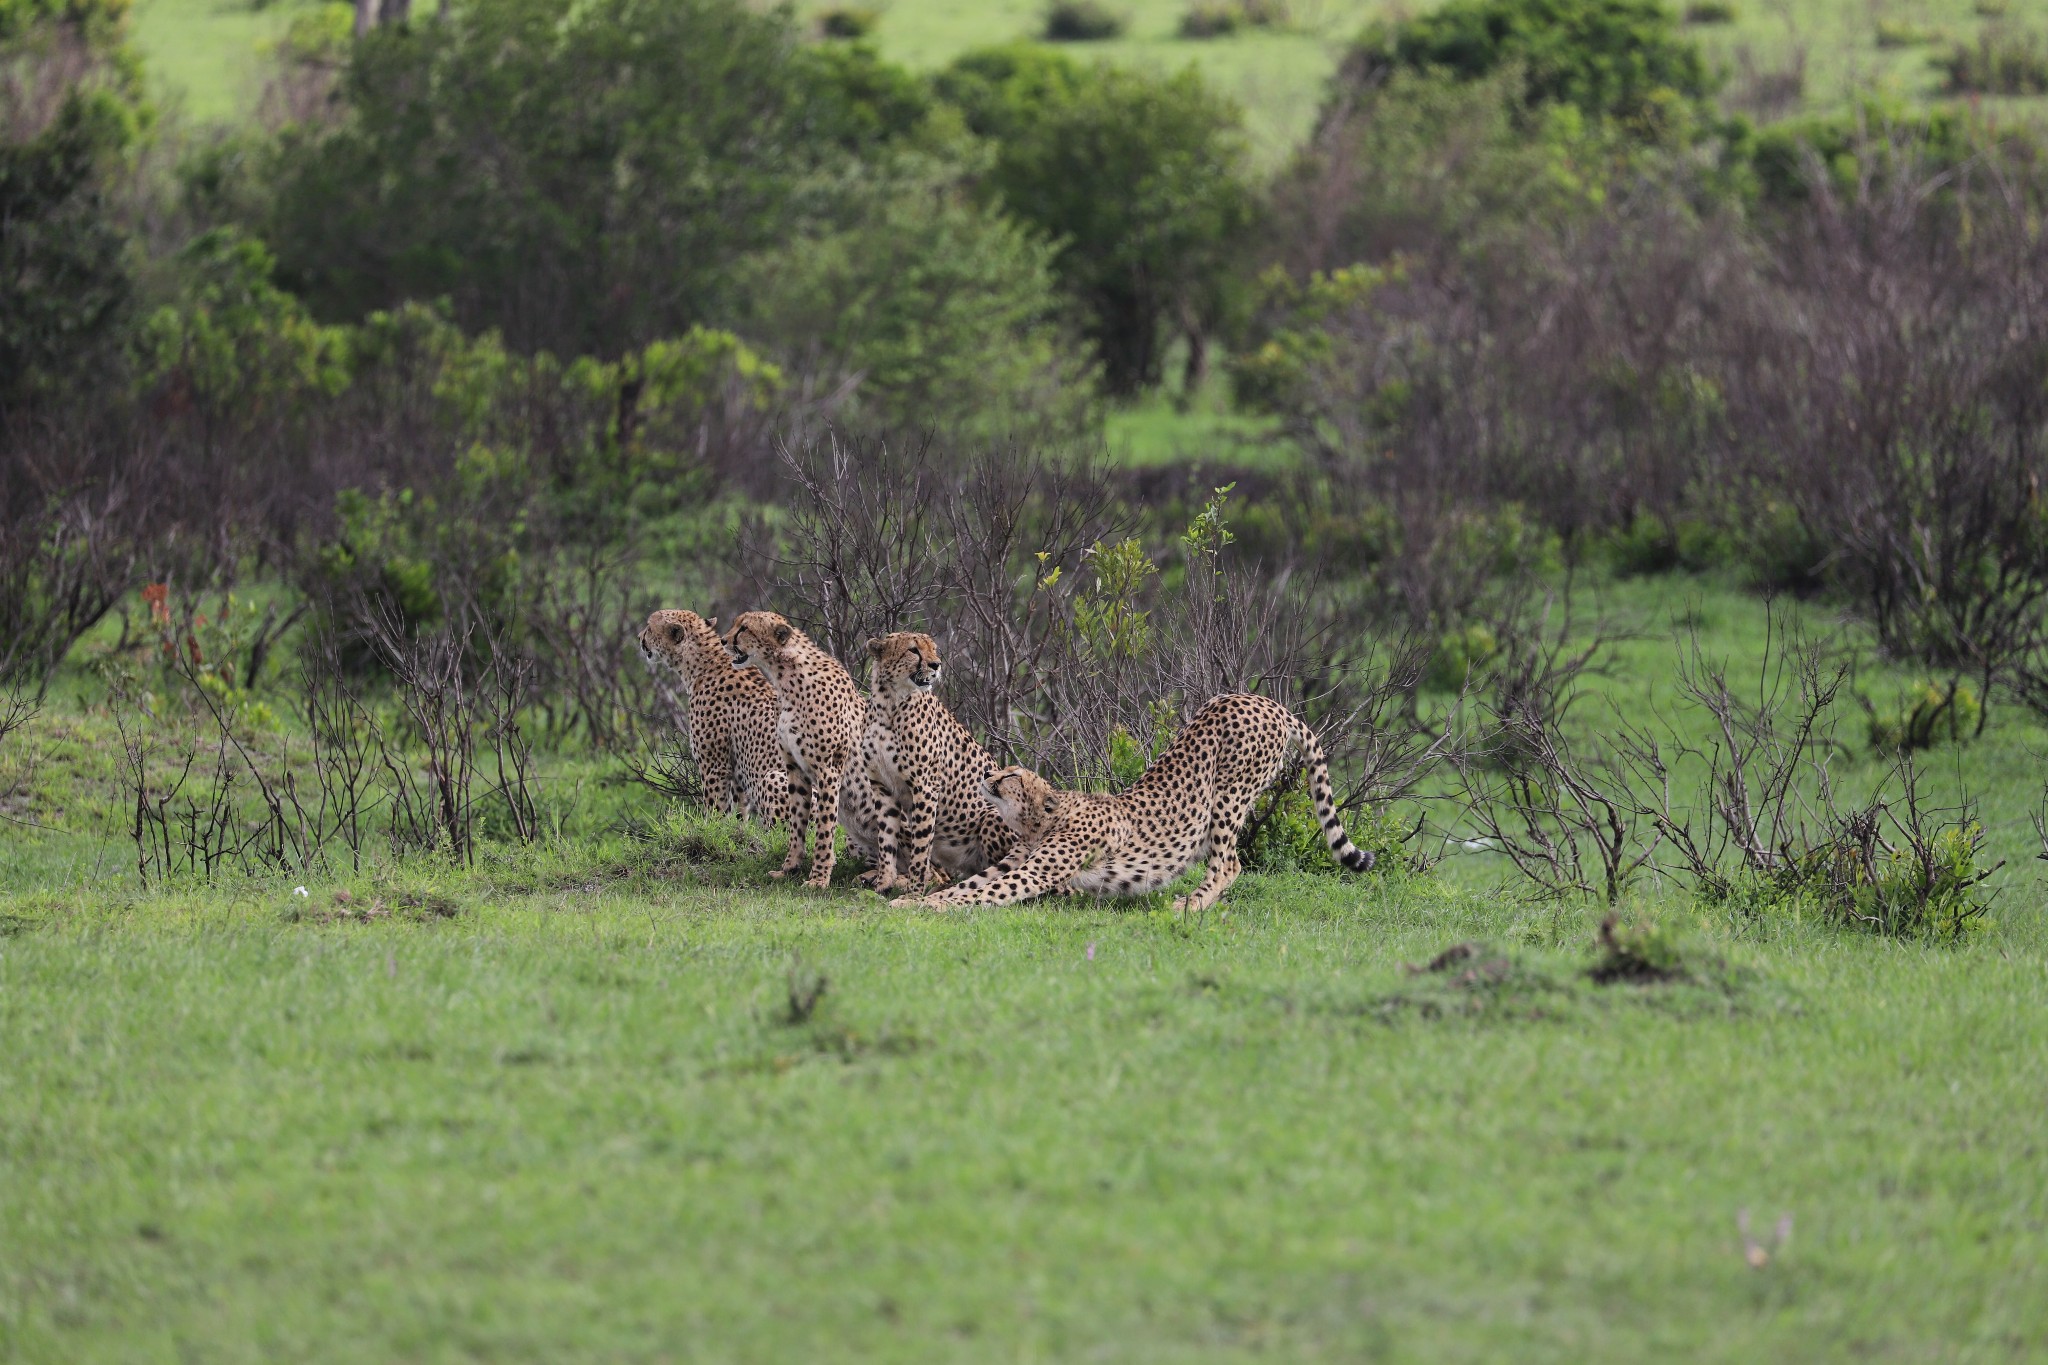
<box><xmin>803</xmin><ymin>761</ymin><xmax>846</xmax><ymax>889</ymax></box>
<box><xmin>899</xmin><ymin>838</ymin><xmax>1094</xmax><ymax>910</ymax></box>
<box><xmin>897</xmin><ymin>781</ymin><xmax>941</xmax><ymax>890</ymax></box>
<box><xmin>771</xmin><ymin>761</ymin><xmax>812</xmax><ymax>879</ymax></box>
<box><xmin>869</xmin><ymin>794</ymin><xmax>906</xmax><ymax>891</ymax></box>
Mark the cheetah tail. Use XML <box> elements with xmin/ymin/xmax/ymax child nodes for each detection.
<box><xmin>1293</xmin><ymin>719</ymin><xmax>1376</xmax><ymax>873</ymax></box>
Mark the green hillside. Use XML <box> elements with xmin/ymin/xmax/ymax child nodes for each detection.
<box><xmin>134</xmin><ymin>0</ymin><xmax>2048</xmax><ymax>153</ymax></box>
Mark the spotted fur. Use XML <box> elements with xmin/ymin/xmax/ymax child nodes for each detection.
<box><xmin>637</xmin><ymin>609</ymin><xmax>787</xmax><ymax>824</ymax></box>
<box><xmin>858</xmin><ymin>632</ymin><xmax>1017</xmax><ymax>892</ymax></box>
<box><xmin>901</xmin><ymin>693</ymin><xmax>1373</xmax><ymax>912</ymax></box>
<box><xmin>725</xmin><ymin>611</ymin><xmax>867</xmax><ymax>888</ymax></box>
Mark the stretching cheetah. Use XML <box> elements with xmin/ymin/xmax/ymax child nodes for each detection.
<box><xmin>859</xmin><ymin>632</ymin><xmax>1016</xmax><ymax>892</ymax></box>
<box><xmin>638</xmin><ymin>610</ymin><xmax>787</xmax><ymax>824</ymax></box>
<box><xmin>898</xmin><ymin>693</ymin><xmax>1373</xmax><ymax>912</ymax></box>
<box><xmin>725</xmin><ymin>611</ymin><xmax>866</xmax><ymax>888</ymax></box>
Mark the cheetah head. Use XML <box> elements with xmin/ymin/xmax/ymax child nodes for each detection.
<box><xmin>983</xmin><ymin>765</ymin><xmax>1059</xmax><ymax>844</ymax></box>
<box><xmin>638</xmin><ymin>609</ymin><xmax>720</xmax><ymax>682</ymax></box>
<box><xmin>865</xmin><ymin>631</ymin><xmax>941</xmax><ymax>702</ymax></box>
<box><xmin>725</xmin><ymin>610</ymin><xmax>796</xmax><ymax>676</ymax></box>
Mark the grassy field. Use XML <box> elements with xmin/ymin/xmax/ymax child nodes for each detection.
<box><xmin>129</xmin><ymin>0</ymin><xmax>2048</xmax><ymax>152</ymax></box>
<box><xmin>3</xmin><ymin>576</ymin><xmax>2046</xmax><ymax>1360</ymax></box>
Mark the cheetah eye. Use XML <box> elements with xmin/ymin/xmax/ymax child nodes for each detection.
<box><xmin>1042</xmin><ymin>799</ymin><xmax>1055</xmax><ymax>813</ymax></box>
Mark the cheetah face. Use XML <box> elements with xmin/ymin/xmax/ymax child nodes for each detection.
<box><xmin>983</xmin><ymin>765</ymin><xmax>1058</xmax><ymax>843</ymax></box>
<box><xmin>639</xmin><ymin>609</ymin><xmax>718</xmax><ymax>678</ymax></box>
<box><xmin>865</xmin><ymin>631</ymin><xmax>941</xmax><ymax>702</ymax></box>
<box><xmin>726</xmin><ymin>610</ymin><xmax>794</xmax><ymax>674</ymax></box>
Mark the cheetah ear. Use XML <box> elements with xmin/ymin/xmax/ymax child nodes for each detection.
<box><xmin>704</xmin><ymin>616</ymin><xmax>717</xmax><ymax>630</ymax></box>
<box><xmin>772</xmin><ymin>623</ymin><xmax>792</xmax><ymax>645</ymax></box>
<box><xmin>866</xmin><ymin>636</ymin><xmax>886</xmax><ymax>657</ymax></box>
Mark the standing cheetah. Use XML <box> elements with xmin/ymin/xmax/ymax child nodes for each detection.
<box><xmin>899</xmin><ymin>693</ymin><xmax>1373</xmax><ymax>912</ymax></box>
<box><xmin>638</xmin><ymin>609</ymin><xmax>787</xmax><ymax>824</ymax></box>
<box><xmin>859</xmin><ymin>632</ymin><xmax>1017</xmax><ymax>892</ymax></box>
<box><xmin>725</xmin><ymin>611</ymin><xmax>866</xmax><ymax>888</ymax></box>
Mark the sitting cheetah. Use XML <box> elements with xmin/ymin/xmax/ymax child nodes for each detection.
<box><xmin>859</xmin><ymin>632</ymin><xmax>1017</xmax><ymax>892</ymax></box>
<box><xmin>638</xmin><ymin>610</ymin><xmax>787</xmax><ymax>824</ymax></box>
<box><xmin>898</xmin><ymin>693</ymin><xmax>1374</xmax><ymax>912</ymax></box>
<box><xmin>725</xmin><ymin>610</ymin><xmax>867</xmax><ymax>888</ymax></box>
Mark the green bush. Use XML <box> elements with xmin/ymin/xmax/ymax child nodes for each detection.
<box><xmin>936</xmin><ymin>48</ymin><xmax>1256</xmax><ymax>395</ymax></box>
<box><xmin>1874</xmin><ymin>18</ymin><xmax>1941</xmax><ymax>48</ymax></box>
<box><xmin>1734</xmin><ymin>500</ymin><xmax>1828</xmax><ymax>594</ymax></box>
<box><xmin>1937</xmin><ymin>26</ymin><xmax>2048</xmax><ymax>94</ymax></box>
<box><xmin>1179</xmin><ymin>0</ymin><xmax>1287</xmax><ymax>37</ymax></box>
<box><xmin>1682</xmin><ymin>0</ymin><xmax>1736</xmax><ymax>22</ymax></box>
<box><xmin>817</xmin><ymin>6</ymin><xmax>879</xmax><ymax>38</ymax></box>
<box><xmin>0</xmin><ymin>3</ymin><xmax>148</xmax><ymax>404</ymax></box>
<box><xmin>1240</xmin><ymin>785</ymin><xmax>1411</xmax><ymax>874</ymax></box>
<box><xmin>1865</xmin><ymin>680</ymin><xmax>1981</xmax><ymax>753</ymax></box>
<box><xmin>1042</xmin><ymin>0</ymin><xmax>1124</xmax><ymax>40</ymax></box>
<box><xmin>1347</xmin><ymin>0</ymin><xmax>1716</xmax><ymax>132</ymax></box>
<box><xmin>736</xmin><ymin>162</ymin><xmax>1094</xmax><ymax>433</ymax></box>
<box><xmin>1424</xmin><ymin>623</ymin><xmax>1500</xmax><ymax>692</ymax></box>
<box><xmin>1179</xmin><ymin>1</ymin><xmax>1242</xmax><ymax>36</ymax></box>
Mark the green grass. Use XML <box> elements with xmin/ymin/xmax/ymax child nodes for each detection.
<box><xmin>3</xmin><ymin>855</ymin><xmax>2045</xmax><ymax>1359</ymax></box>
<box><xmin>129</xmin><ymin>0</ymin><xmax>337</xmax><ymax>125</ymax></box>
<box><xmin>3</xmin><ymin>576</ymin><xmax>2047</xmax><ymax>1358</ymax></box>
<box><xmin>129</xmin><ymin>0</ymin><xmax>2048</xmax><ymax>154</ymax></box>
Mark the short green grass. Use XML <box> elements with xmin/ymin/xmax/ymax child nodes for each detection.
<box><xmin>2</xmin><ymin>575</ymin><xmax>2046</xmax><ymax>1359</ymax></box>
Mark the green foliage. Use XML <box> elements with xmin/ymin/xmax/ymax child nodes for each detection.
<box><xmin>1603</xmin><ymin>511</ymin><xmax>1734</xmax><ymax>577</ymax></box>
<box><xmin>0</xmin><ymin>1</ymin><xmax>148</xmax><ymax>403</ymax></box>
<box><xmin>1937</xmin><ymin>26</ymin><xmax>2048</xmax><ymax>95</ymax></box>
<box><xmin>1680</xmin><ymin>0</ymin><xmax>1735</xmax><ymax>22</ymax></box>
<box><xmin>1347</xmin><ymin>0</ymin><xmax>1716</xmax><ymax>134</ymax></box>
<box><xmin>1107</xmin><ymin>700</ymin><xmax>1176</xmax><ymax>788</ymax></box>
<box><xmin>1230</xmin><ymin>260</ymin><xmax>1406</xmax><ymax>415</ymax></box>
<box><xmin>1240</xmin><ymin>786</ymin><xmax>1414</xmax><ymax>873</ymax></box>
<box><xmin>1874</xmin><ymin>17</ymin><xmax>1942</xmax><ymax>48</ymax></box>
<box><xmin>793</xmin><ymin>39</ymin><xmax>935</xmax><ymax>152</ymax></box>
<box><xmin>1042</xmin><ymin>0</ymin><xmax>1125</xmax><ymax>41</ymax></box>
<box><xmin>1732</xmin><ymin>499</ymin><xmax>1827</xmax><ymax>593</ymax></box>
<box><xmin>736</xmin><ymin>161</ymin><xmax>1093</xmax><ymax>433</ymax></box>
<box><xmin>1425</xmin><ymin>623</ymin><xmax>1500</xmax><ymax>692</ymax></box>
<box><xmin>1865</xmin><ymin>680</ymin><xmax>1981</xmax><ymax>753</ymax></box>
<box><xmin>937</xmin><ymin>47</ymin><xmax>1257</xmax><ymax>394</ymax></box>
<box><xmin>1797</xmin><ymin>821</ymin><xmax>1996</xmax><ymax>941</ymax></box>
<box><xmin>138</xmin><ymin>228</ymin><xmax>351</xmax><ymax>418</ymax></box>
<box><xmin>1075</xmin><ymin>537</ymin><xmax>1158</xmax><ymax>659</ymax></box>
<box><xmin>816</xmin><ymin>6</ymin><xmax>879</xmax><ymax>39</ymax></box>
<box><xmin>1179</xmin><ymin>0</ymin><xmax>1286</xmax><ymax>38</ymax></box>
<box><xmin>259</xmin><ymin>0</ymin><xmax>843</xmax><ymax>357</ymax></box>
<box><xmin>1743</xmin><ymin>102</ymin><xmax>1981</xmax><ymax>206</ymax></box>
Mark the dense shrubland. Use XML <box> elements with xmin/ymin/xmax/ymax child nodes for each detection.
<box><xmin>2</xmin><ymin>0</ymin><xmax>2042</xmax><ymax>934</ymax></box>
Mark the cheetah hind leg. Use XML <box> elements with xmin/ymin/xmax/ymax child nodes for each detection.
<box><xmin>1176</xmin><ymin>807</ymin><xmax>1250</xmax><ymax>914</ymax></box>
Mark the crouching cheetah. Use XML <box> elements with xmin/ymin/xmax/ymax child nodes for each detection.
<box><xmin>858</xmin><ymin>632</ymin><xmax>1017</xmax><ymax>892</ymax></box>
<box><xmin>725</xmin><ymin>611</ymin><xmax>868</xmax><ymax>888</ymax></box>
<box><xmin>638</xmin><ymin>610</ymin><xmax>788</xmax><ymax>824</ymax></box>
<box><xmin>898</xmin><ymin>693</ymin><xmax>1373</xmax><ymax>912</ymax></box>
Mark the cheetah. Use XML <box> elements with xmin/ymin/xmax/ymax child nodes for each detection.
<box><xmin>725</xmin><ymin>610</ymin><xmax>868</xmax><ymax>887</ymax></box>
<box><xmin>637</xmin><ymin>610</ymin><xmax>788</xmax><ymax>824</ymax></box>
<box><xmin>898</xmin><ymin>693</ymin><xmax>1374</xmax><ymax>912</ymax></box>
<box><xmin>858</xmin><ymin>632</ymin><xmax>1017</xmax><ymax>892</ymax></box>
